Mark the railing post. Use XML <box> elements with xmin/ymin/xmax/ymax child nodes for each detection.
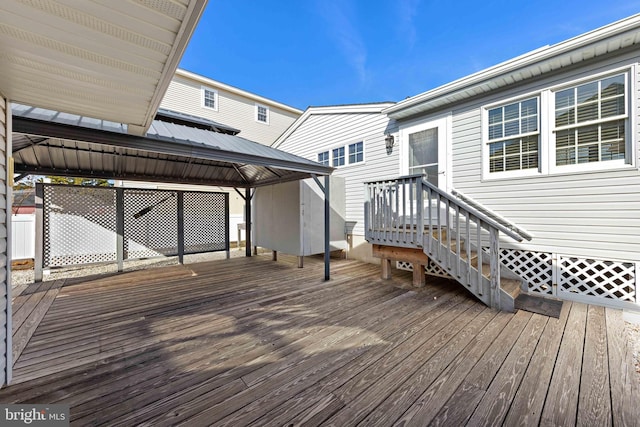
<box><xmin>490</xmin><ymin>227</ymin><xmax>501</xmax><ymax>310</ymax></box>
<box><xmin>416</xmin><ymin>178</ymin><xmax>424</xmax><ymax>246</ymax></box>
<box><xmin>364</xmin><ymin>184</ymin><xmax>370</xmax><ymax>241</ymax></box>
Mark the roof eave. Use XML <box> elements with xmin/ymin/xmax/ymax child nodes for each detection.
<box><xmin>384</xmin><ymin>13</ymin><xmax>640</xmax><ymax>120</ymax></box>
<box><xmin>272</xmin><ymin>102</ymin><xmax>395</xmax><ymax>148</ymax></box>
<box><xmin>133</xmin><ymin>0</ymin><xmax>208</xmax><ymax>135</ymax></box>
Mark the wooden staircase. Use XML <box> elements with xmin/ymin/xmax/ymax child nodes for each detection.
<box><xmin>365</xmin><ymin>175</ymin><xmax>533</xmax><ymax>312</ymax></box>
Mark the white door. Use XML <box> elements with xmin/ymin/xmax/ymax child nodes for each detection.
<box><xmin>403</xmin><ymin>116</ymin><xmax>449</xmax><ymax>190</ymax></box>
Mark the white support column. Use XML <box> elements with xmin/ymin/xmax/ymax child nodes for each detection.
<box><xmin>2</xmin><ymin>98</ymin><xmax>11</xmax><ymax>385</ymax></box>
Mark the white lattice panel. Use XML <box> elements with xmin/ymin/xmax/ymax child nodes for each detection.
<box><xmin>44</xmin><ymin>186</ymin><xmax>117</xmax><ymax>267</ymax></box>
<box><xmin>425</xmin><ymin>260</ymin><xmax>452</xmax><ymax>278</ymax></box>
<box><xmin>124</xmin><ymin>189</ymin><xmax>178</xmax><ymax>259</ymax></box>
<box><xmin>559</xmin><ymin>256</ymin><xmax>636</xmax><ymax>303</ymax></box>
<box><xmin>396</xmin><ymin>261</ymin><xmax>412</xmax><ymax>271</ymax></box>
<box><xmin>396</xmin><ymin>260</ymin><xmax>453</xmax><ymax>278</ymax></box>
<box><xmin>183</xmin><ymin>192</ymin><xmax>228</xmax><ymax>253</ymax></box>
<box><xmin>500</xmin><ymin>249</ymin><xmax>554</xmax><ymax>296</ymax></box>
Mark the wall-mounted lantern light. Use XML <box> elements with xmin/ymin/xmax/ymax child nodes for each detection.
<box><xmin>385</xmin><ymin>134</ymin><xmax>395</xmax><ymax>154</ymax></box>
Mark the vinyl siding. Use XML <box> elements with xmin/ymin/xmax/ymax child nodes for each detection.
<box><xmin>0</xmin><ymin>96</ymin><xmax>7</xmax><ymax>386</ymax></box>
<box><xmin>160</xmin><ymin>76</ymin><xmax>300</xmax><ymax>145</ymax></box>
<box><xmin>447</xmin><ymin>52</ymin><xmax>640</xmax><ymax>261</ymax></box>
<box><xmin>277</xmin><ymin>111</ymin><xmax>398</xmax><ymax>236</ymax></box>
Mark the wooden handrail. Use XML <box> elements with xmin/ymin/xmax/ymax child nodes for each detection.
<box><xmin>364</xmin><ymin>175</ymin><xmax>530</xmax><ymax>310</ymax></box>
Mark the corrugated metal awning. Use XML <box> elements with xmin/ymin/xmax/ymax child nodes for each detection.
<box><xmin>11</xmin><ymin>104</ymin><xmax>332</xmax><ymax>188</ymax></box>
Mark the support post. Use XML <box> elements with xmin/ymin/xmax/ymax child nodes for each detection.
<box><xmin>412</xmin><ymin>263</ymin><xmax>426</xmax><ymax>288</ymax></box>
<box><xmin>324</xmin><ymin>175</ymin><xmax>330</xmax><ymax>281</ymax></box>
<box><xmin>272</xmin><ymin>250</ymin><xmax>278</xmax><ymax>261</ymax></box>
<box><xmin>381</xmin><ymin>258</ymin><xmax>392</xmax><ymax>279</ymax></box>
<box><xmin>116</xmin><ymin>188</ymin><xmax>124</xmax><ymax>272</ymax></box>
<box><xmin>177</xmin><ymin>191</ymin><xmax>184</xmax><ymax>264</ymax></box>
<box><xmin>224</xmin><ymin>192</ymin><xmax>230</xmax><ymax>259</ymax></box>
<box><xmin>298</xmin><ymin>256</ymin><xmax>304</xmax><ymax>268</ymax></box>
<box><xmin>34</xmin><ymin>183</ymin><xmax>44</xmax><ymax>283</ymax></box>
<box><xmin>245</xmin><ymin>187</ymin><xmax>252</xmax><ymax>257</ymax></box>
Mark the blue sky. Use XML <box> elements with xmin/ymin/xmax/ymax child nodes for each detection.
<box><xmin>180</xmin><ymin>1</ymin><xmax>640</xmax><ymax>111</ymax></box>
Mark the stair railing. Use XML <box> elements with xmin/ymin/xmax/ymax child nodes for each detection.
<box><xmin>365</xmin><ymin>175</ymin><xmax>528</xmax><ymax>309</ymax></box>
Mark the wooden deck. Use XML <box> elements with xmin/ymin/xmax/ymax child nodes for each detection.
<box><xmin>2</xmin><ymin>254</ymin><xmax>638</xmax><ymax>426</ymax></box>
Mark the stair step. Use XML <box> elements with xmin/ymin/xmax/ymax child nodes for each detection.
<box><xmin>500</xmin><ymin>278</ymin><xmax>521</xmax><ymax>299</ymax></box>
<box><xmin>514</xmin><ymin>293</ymin><xmax>563</xmax><ymax>318</ymax></box>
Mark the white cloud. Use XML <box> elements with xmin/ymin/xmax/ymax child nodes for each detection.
<box><xmin>397</xmin><ymin>0</ymin><xmax>420</xmax><ymax>49</ymax></box>
<box><xmin>317</xmin><ymin>0</ymin><xmax>370</xmax><ymax>86</ymax></box>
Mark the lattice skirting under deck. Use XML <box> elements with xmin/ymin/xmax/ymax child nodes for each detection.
<box><xmin>396</xmin><ymin>260</ymin><xmax>453</xmax><ymax>279</ymax></box>
<box><xmin>558</xmin><ymin>256</ymin><xmax>636</xmax><ymax>303</ymax></box>
<box><xmin>398</xmin><ymin>247</ymin><xmax>638</xmax><ymax>309</ymax></box>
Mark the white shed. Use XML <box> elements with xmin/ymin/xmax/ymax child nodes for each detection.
<box><xmin>253</xmin><ymin>177</ymin><xmax>346</xmax><ymax>264</ymax></box>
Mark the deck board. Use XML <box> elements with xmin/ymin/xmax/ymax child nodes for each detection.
<box><xmin>0</xmin><ymin>254</ymin><xmax>637</xmax><ymax>426</ymax></box>
<box><xmin>541</xmin><ymin>302</ymin><xmax>588</xmax><ymax>426</ymax></box>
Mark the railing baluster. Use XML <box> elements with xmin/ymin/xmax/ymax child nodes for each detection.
<box><xmin>455</xmin><ymin>204</ymin><xmax>460</xmax><ymax>278</ymax></box>
<box><xmin>402</xmin><ymin>180</ymin><xmax>407</xmax><ymax>244</ymax></box>
<box><xmin>409</xmin><ymin>179</ymin><xmax>414</xmax><ymax>245</ymax></box>
<box><xmin>394</xmin><ymin>180</ymin><xmax>399</xmax><ymax>244</ymax></box>
<box><xmin>446</xmin><ymin>198</ymin><xmax>451</xmax><ymax>270</ymax></box>
<box><xmin>436</xmin><ymin>193</ymin><xmax>442</xmax><ymax>262</ymax></box>
<box><xmin>416</xmin><ymin>179</ymin><xmax>424</xmax><ymax>247</ymax></box>
<box><xmin>477</xmin><ymin>217</ymin><xmax>483</xmax><ymax>296</ymax></box>
<box><xmin>466</xmin><ymin>210</ymin><xmax>471</xmax><ymax>288</ymax></box>
<box><xmin>427</xmin><ymin>188</ymin><xmax>432</xmax><ymax>255</ymax></box>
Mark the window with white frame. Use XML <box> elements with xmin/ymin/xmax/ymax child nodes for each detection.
<box><xmin>484</xmin><ymin>69</ymin><xmax>632</xmax><ymax>179</ymax></box>
<box><xmin>318</xmin><ymin>142</ymin><xmax>365</xmax><ymax>168</ymax></box>
<box><xmin>332</xmin><ymin>147</ymin><xmax>345</xmax><ymax>167</ymax></box>
<box><xmin>318</xmin><ymin>151</ymin><xmax>329</xmax><ymax>166</ymax></box>
<box><xmin>202</xmin><ymin>87</ymin><xmax>218</xmax><ymax>110</ymax></box>
<box><xmin>554</xmin><ymin>73</ymin><xmax>626</xmax><ymax>166</ymax></box>
<box><xmin>256</xmin><ymin>104</ymin><xmax>269</xmax><ymax>123</ymax></box>
<box><xmin>487</xmin><ymin>97</ymin><xmax>539</xmax><ymax>173</ymax></box>
<box><xmin>348</xmin><ymin>141</ymin><xmax>364</xmax><ymax>164</ymax></box>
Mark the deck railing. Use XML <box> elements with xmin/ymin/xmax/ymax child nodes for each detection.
<box><xmin>364</xmin><ymin>175</ymin><xmax>529</xmax><ymax>308</ymax></box>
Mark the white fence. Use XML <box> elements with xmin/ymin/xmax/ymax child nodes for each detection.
<box><xmin>12</xmin><ymin>214</ymin><xmax>35</xmax><ymax>260</ymax></box>
<box><xmin>11</xmin><ymin>213</ymin><xmax>246</xmax><ymax>261</ymax></box>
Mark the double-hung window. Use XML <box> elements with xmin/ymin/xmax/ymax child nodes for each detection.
<box><xmin>484</xmin><ymin>70</ymin><xmax>631</xmax><ymax>179</ymax></box>
<box><xmin>348</xmin><ymin>141</ymin><xmax>364</xmax><ymax>164</ymax></box>
<box><xmin>256</xmin><ymin>104</ymin><xmax>269</xmax><ymax>124</ymax></box>
<box><xmin>554</xmin><ymin>73</ymin><xmax>627</xmax><ymax>167</ymax></box>
<box><xmin>202</xmin><ymin>87</ymin><xmax>218</xmax><ymax>110</ymax></box>
<box><xmin>487</xmin><ymin>97</ymin><xmax>539</xmax><ymax>174</ymax></box>
<box><xmin>332</xmin><ymin>147</ymin><xmax>345</xmax><ymax>167</ymax></box>
<box><xmin>318</xmin><ymin>151</ymin><xmax>329</xmax><ymax>166</ymax></box>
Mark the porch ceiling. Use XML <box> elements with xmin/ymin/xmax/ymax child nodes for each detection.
<box><xmin>0</xmin><ymin>0</ymin><xmax>207</xmax><ymax>135</ymax></box>
<box><xmin>11</xmin><ymin>104</ymin><xmax>332</xmax><ymax>188</ymax></box>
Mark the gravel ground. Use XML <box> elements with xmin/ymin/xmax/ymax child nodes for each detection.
<box><xmin>11</xmin><ymin>248</ymin><xmax>254</xmax><ymax>287</ymax></box>
<box><xmin>10</xmin><ymin>252</ymin><xmax>640</xmax><ymax>378</ymax></box>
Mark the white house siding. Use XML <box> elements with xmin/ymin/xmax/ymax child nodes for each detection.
<box><xmin>160</xmin><ymin>76</ymin><xmax>301</xmax><ymax>145</ymax></box>
<box><xmin>0</xmin><ymin>96</ymin><xmax>8</xmax><ymax>386</ymax></box>
<box><xmin>447</xmin><ymin>52</ymin><xmax>640</xmax><ymax>262</ymax></box>
<box><xmin>275</xmin><ymin>111</ymin><xmax>398</xmax><ymax>239</ymax></box>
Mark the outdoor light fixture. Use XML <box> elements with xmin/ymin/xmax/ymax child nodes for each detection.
<box><xmin>385</xmin><ymin>134</ymin><xmax>395</xmax><ymax>154</ymax></box>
